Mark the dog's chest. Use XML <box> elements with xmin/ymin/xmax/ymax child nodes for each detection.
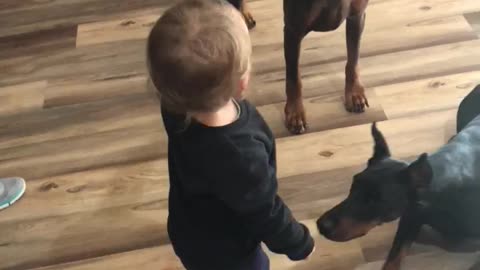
<box><xmin>308</xmin><ymin>0</ymin><xmax>350</xmax><ymax>31</ymax></box>
<box><xmin>423</xmin><ymin>186</ymin><xmax>480</xmax><ymax>238</ymax></box>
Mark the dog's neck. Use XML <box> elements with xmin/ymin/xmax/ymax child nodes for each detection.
<box><xmin>427</xmin><ymin>115</ymin><xmax>480</xmax><ymax>192</ymax></box>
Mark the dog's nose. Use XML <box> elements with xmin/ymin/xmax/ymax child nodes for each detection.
<box><xmin>317</xmin><ymin>217</ymin><xmax>337</xmax><ymax>236</ymax></box>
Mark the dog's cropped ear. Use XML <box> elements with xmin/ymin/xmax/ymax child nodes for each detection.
<box><xmin>406</xmin><ymin>153</ymin><xmax>433</xmax><ymax>190</ymax></box>
<box><xmin>368</xmin><ymin>122</ymin><xmax>391</xmax><ymax>166</ymax></box>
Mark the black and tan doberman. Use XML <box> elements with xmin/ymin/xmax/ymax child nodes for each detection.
<box><xmin>229</xmin><ymin>0</ymin><xmax>370</xmax><ymax>134</ymax></box>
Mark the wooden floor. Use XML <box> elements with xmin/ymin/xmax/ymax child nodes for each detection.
<box><xmin>1</xmin><ymin>0</ymin><xmax>480</xmax><ymax>269</ymax></box>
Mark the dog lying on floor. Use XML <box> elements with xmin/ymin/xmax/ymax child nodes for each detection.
<box><xmin>228</xmin><ymin>0</ymin><xmax>370</xmax><ymax>134</ymax></box>
<box><xmin>317</xmin><ymin>85</ymin><xmax>480</xmax><ymax>270</ymax></box>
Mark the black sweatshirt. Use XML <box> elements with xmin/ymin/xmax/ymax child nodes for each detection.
<box><xmin>162</xmin><ymin>100</ymin><xmax>314</xmax><ymax>270</ymax></box>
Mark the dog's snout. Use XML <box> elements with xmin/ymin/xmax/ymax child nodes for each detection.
<box><xmin>317</xmin><ymin>217</ymin><xmax>337</xmax><ymax>236</ymax></box>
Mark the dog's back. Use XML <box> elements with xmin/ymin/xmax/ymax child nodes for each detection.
<box><xmin>426</xmin><ymin>88</ymin><xmax>480</xmax><ymax>237</ymax></box>
<box><xmin>430</xmin><ymin>116</ymin><xmax>480</xmax><ymax>189</ymax></box>
<box><xmin>457</xmin><ymin>85</ymin><xmax>480</xmax><ymax>132</ymax></box>
<box><xmin>428</xmin><ymin>86</ymin><xmax>480</xmax><ymax>190</ymax></box>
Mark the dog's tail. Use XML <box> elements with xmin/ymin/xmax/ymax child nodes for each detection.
<box><xmin>457</xmin><ymin>85</ymin><xmax>480</xmax><ymax>133</ymax></box>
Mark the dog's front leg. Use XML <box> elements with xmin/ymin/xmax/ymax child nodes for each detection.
<box><xmin>345</xmin><ymin>11</ymin><xmax>369</xmax><ymax>113</ymax></box>
<box><xmin>284</xmin><ymin>25</ymin><xmax>307</xmax><ymax>134</ymax></box>
<box><xmin>382</xmin><ymin>209</ymin><xmax>424</xmax><ymax>270</ymax></box>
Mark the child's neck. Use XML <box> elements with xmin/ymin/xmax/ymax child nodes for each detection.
<box><xmin>192</xmin><ymin>99</ymin><xmax>239</xmax><ymax>127</ymax></box>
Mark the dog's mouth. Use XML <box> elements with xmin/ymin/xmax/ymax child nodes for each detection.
<box><xmin>323</xmin><ymin>231</ymin><xmax>367</xmax><ymax>242</ymax></box>
<box><xmin>321</xmin><ymin>219</ymin><xmax>382</xmax><ymax>242</ymax></box>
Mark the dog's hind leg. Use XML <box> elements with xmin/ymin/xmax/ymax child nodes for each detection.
<box><xmin>457</xmin><ymin>85</ymin><xmax>480</xmax><ymax>132</ymax></box>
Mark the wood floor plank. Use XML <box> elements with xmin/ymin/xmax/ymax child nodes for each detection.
<box><xmin>375</xmin><ymin>71</ymin><xmax>480</xmax><ymax>119</ymax></box>
<box><xmin>76</xmin><ymin>15</ymin><xmax>159</xmax><ymax>47</ymax></box>
<box><xmin>357</xmin><ymin>222</ymin><xmax>400</xmax><ymax>263</ymax></box>
<box><xmin>258</xmin><ymin>89</ymin><xmax>386</xmax><ymax>137</ymax></box>
<box><xmin>356</xmin><ymin>251</ymin><xmax>480</xmax><ymax>270</ymax></box>
<box><xmin>45</xmin><ymin>75</ymin><xmax>150</xmax><ymax>108</ymax></box>
<box><xmin>31</xmin><ymin>246</ymin><xmax>183</xmax><ymax>270</ymax></box>
<box><xmin>465</xmin><ymin>12</ymin><xmax>480</xmax><ymax>37</ymax></box>
<box><xmin>0</xmin><ymin>0</ymin><xmax>169</xmax><ymax>38</ymax></box>
<box><xmin>266</xmin><ymin>68</ymin><xmax>476</xmax><ymax>138</ymax></box>
<box><xmin>44</xmin><ymin>75</ymin><xmax>150</xmax><ymax>108</ymax></box>
<box><xmin>0</xmin><ymin>159</ymin><xmax>168</xmax><ymax>224</ymax></box>
<box><xmin>275</xmin><ymin>109</ymin><xmax>456</xmax><ymax>179</ymax></box>
<box><xmin>249</xmin><ymin>39</ymin><xmax>480</xmax><ymax>106</ymax></box>
<box><xmin>359</xmin><ymin>218</ymin><xmax>480</xmax><ymax>264</ymax></box>
<box><xmin>0</xmin><ymin>26</ymin><xmax>77</xmax><ymax>60</ymax></box>
<box><xmin>0</xmin><ymin>126</ymin><xmax>165</xmax><ymax>180</ymax></box>
<box><xmin>0</xmin><ymin>94</ymin><xmax>162</xmax><ymax>150</ymax></box>
<box><xmin>359</xmin><ymin>225</ymin><xmax>446</xmax><ymax>264</ymax></box>
<box><xmin>0</xmin><ymin>39</ymin><xmax>146</xmax><ymax>88</ymax></box>
<box><xmin>0</xmin><ymin>201</ymin><xmax>169</xmax><ymax>270</ymax></box>
<box><xmin>0</xmin><ymin>81</ymin><xmax>46</xmax><ymax>117</ymax></box>
<box><xmin>278</xmin><ymin>164</ymin><xmax>376</xmax><ymax>222</ymax></box>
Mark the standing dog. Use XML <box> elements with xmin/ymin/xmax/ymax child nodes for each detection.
<box><xmin>317</xmin><ymin>85</ymin><xmax>480</xmax><ymax>270</ymax></box>
<box><xmin>229</xmin><ymin>0</ymin><xmax>370</xmax><ymax>134</ymax></box>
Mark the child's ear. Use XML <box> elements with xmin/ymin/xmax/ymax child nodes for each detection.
<box><xmin>407</xmin><ymin>153</ymin><xmax>433</xmax><ymax>190</ymax></box>
<box><xmin>236</xmin><ymin>72</ymin><xmax>250</xmax><ymax>99</ymax></box>
<box><xmin>240</xmin><ymin>72</ymin><xmax>250</xmax><ymax>91</ymax></box>
<box><xmin>368</xmin><ymin>122</ymin><xmax>391</xmax><ymax>166</ymax></box>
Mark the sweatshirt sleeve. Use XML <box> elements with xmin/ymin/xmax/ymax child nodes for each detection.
<box><xmin>205</xmin><ymin>138</ymin><xmax>314</xmax><ymax>261</ymax></box>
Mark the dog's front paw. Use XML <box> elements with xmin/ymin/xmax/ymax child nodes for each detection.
<box><xmin>242</xmin><ymin>11</ymin><xmax>256</xmax><ymax>29</ymax></box>
<box><xmin>345</xmin><ymin>83</ymin><xmax>369</xmax><ymax>113</ymax></box>
<box><xmin>285</xmin><ymin>101</ymin><xmax>308</xmax><ymax>135</ymax></box>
